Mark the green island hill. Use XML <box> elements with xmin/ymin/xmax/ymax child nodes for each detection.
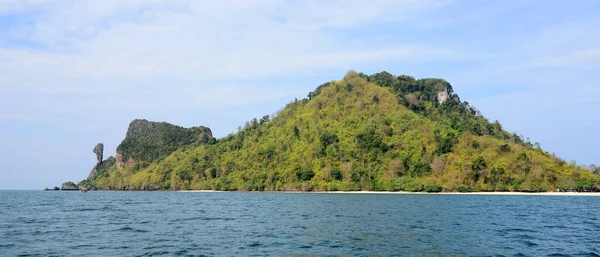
<box><xmin>75</xmin><ymin>71</ymin><xmax>600</xmax><ymax>192</ymax></box>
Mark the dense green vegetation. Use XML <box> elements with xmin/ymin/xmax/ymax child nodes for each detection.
<box><xmin>116</xmin><ymin>119</ymin><xmax>214</xmax><ymax>163</ymax></box>
<box><xmin>61</xmin><ymin>181</ymin><xmax>78</xmax><ymax>190</ymax></box>
<box><xmin>62</xmin><ymin>181</ymin><xmax>77</xmax><ymax>187</ymax></box>
<box><xmin>81</xmin><ymin>71</ymin><xmax>600</xmax><ymax>192</ymax></box>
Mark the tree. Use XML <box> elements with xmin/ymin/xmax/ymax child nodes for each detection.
<box><xmin>436</xmin><ymin>132</ymin><xmax>456</xmax><ymax>155</ymax></box>
<box><xmin>372</xmin><ymin>95</ymin><xmax>380</xmax><ymax>103</ymax></box>
<box><xmin>395</xmin><ymin>75</ymin><xmax>417</xmax><ymax>93</ymax></box>
<box><xmin>405</xmin><ymin>94</ymin><xmax>419</xmax><ymax>106</ymax></box>
<box><xmin>513</xmin><ymin>133</ymin><xmax>524</xmax><ymax>144</ymax></box>
<box><xmin>369</xmin><ymin>71</ymin><xmax>395</xmax><ymax>87</ymax></box>
<box><xmin>331</xmin><ymin>167</ymin><xmax>343</xmax><ymax>181</ymax></box>
<box><xmin>499</xmin><ymin>144</ymin><xmax>511</xmax><ymax>153</ymax></box>
<box><xmin>293</xmin><ymin>126</ymin><xmax>300</xmax><ymax>139</ymax></box>
<box><xmin>319</xmin><ymin>132</ymin><xmax>339</xmax><ymax>156</ymax></box>
<box><xmin>493</xmin><ymin>120</ymin><xmax>502</xmax><ymax>131</ymax></box>
<box><xmin>314</xmin><ymin>82</ymin><xmax>331</xmax><ymax>95</ymax></box>
<box><xmin>356</xmin><ymin>129</ymin><xmax>387</xmax><ymax>152</ymax></box>
<box><xmin>472</xmin><ymin>156</ymin><xmax>486</xmax><ymax>172</ymax></box>
<box><xmin>295</xmin><ymin>166</ymin><xmax>315</xmax><ymax>181</ymax></box>
<box><xmin>260</xmin><ymin>115</ymin><xmax>270</xmax><ymax>124</ymax></box>
<box><xmin>412</xmin><ymin>161</ymin><xmax>431</xmax><ymax>177</ymax></box>
<box><xmin>470</xmin><ymin>156</ymin><xmax>487</xmax><ymax>183</ymax></box>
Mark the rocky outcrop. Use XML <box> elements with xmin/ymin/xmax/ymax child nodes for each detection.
<box><xmin>116</xmin><ymin>119</ymin><xmax>213</xmax><ymax>165</ymax></box>
<box><xmin>115</xmin><ymin>153</ymin><xmax>134</xmax><ymax>169</ymax></box>
<box><xmin>61</xmin><ymin>181</ymin><xmax>79</xmax><ymax>191</ymax></box>
<box><xmin>437</xmin><ymin>90</ymin><xmax>450</xmax><ymax>104</ymax></box>
<box><xmin>469</xmin><ymin>106</ymin><xmax>482</xmax><ymax>116</ymax></box>
<box><xmin>84</xmin><ymin>120</ymin><xmax>213</xmax><ymax>180</ymax></box>
<box><xmin>434</xmin><ymin>80</ymin><xmax>453</xmax><ymax>104</ymax></box>
<box><xmin>94</xmin><ymin>143</ymin><xmax>103</xmax><ymax>164</ymax></box>
<box><xmin>88</xmin><ymin>143</ymin><xmax>104</xmax><ymax>179</ymax></box>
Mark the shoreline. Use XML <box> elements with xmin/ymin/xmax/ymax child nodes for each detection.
<box><xmin>178</xmin><ymin>190</ymin><xmax>600</xmax><ymax>196</ymax></box>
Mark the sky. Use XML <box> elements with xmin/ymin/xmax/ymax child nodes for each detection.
<box><xmin>1</xmin><ymin>0</ymin><xmax>599</xmax><ymax>189</ymax></box>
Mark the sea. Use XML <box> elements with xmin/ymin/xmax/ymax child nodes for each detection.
<box><xmin>0</xmin><ymin>191</ymin><xmax>599</xmax><ymax>257</ymax></box>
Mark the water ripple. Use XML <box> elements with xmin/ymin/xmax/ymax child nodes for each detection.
<box><xmin>1</xmin><ymin>191</ymin><xmax>599</xmax><ymax>256</ymax></box>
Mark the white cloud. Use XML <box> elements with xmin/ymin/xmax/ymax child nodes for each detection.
<box><xmin>527</xmin><ymin>48</ymin><xmax>600</xmax><ymax>68</ymax></box>
<box><xmin>0</xmin><ymin>0</ymin><xmax>451</xmax><ymax>135</ymax></box>
<box><xmin>0</xmin><ymin>0</ymin><xmax>449</xmax><ymax>93</ymax></box>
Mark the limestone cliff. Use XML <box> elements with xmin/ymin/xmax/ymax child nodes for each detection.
<box><xmin>83</xmin><ymin>120</ymin><xmax>214</xmax><ymax>183</ymax></box>
<box><xmin>88</xmin><ymin>143</ymin><xmax>104</xmax><ymax>179</ymax></box>
<box><xmin>115</xmin><ymin>119</ymin><xmax>213</xmax><ymax>168</ymax></box>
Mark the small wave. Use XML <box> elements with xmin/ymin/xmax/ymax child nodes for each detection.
<box><xmin>543</xmin><ymin>225</ymin><xmax>568</xmax><ymax>229</ymax></box>
<box><xmin>97</xmin><ymin>245</ymin><xmax>129</xmax><ymax>250</ymax></box>
<box><xmin>574</xmin><ymin>252</ymin><xmax>600</xmax><ymax>257</ymax></box>
<box><xmin>74</xmin><ymin>208</ymin><xmax>103</xmax><ymax>211</ymax></box>
<box><xmin>31</xmin><ymin>230</ymin><xmax>55</xmax><ymax>236</ymax></box>
<box><xmin>101</xmin><ymin>205</ymin><xmax>116</xmax><ymax>211</ymax></box>
<box><xmin>0</xmin><ymin>243</ymin><xmax>16</xmax><ymax>248</ymax></box>
<box><xmin>137</xmin><ymin>250</ymin><xmax>170</xmax><ymax>257</ymax></box>
<box><xmin>170</xmin><ymin>217</ymin><xmax>204</xmax><ymax>222</ymax></box>
<box><xmin>117</xmin><ymin>226</ymin><xmax>149</xmax><ymax>233</ymax></box>
<box><xmin>268</xmin><ymin>242</ymin><xmax>286</xmax><ymax>247</ymax></box>
<box><xmin>16</xmin><ymin>218</ymin><xmax>42</xmax><ymax>224</ymax></box>
<box><xmin>505</xmin><ymin>228</ymin><xmax>535</xmax><ymax>233</ymax></box>
<box><xmin>524</xmin><ymin>241</ymin><xmax>538</xmax><ymax>247</ymax></box>
<box><xmin>68</xmin><ymin>244</ymin><xmax>94</xmax><ymax>250</ymax></box>
<box><xmin>517</xmin><ymin>234</ymin><xmax>535</xmax><ymax>240</ymax></box>
<box><xmin>174</xmin><ymin>249</ymin><xmax>189</xmax><ymax>256</ymax></box>
<box><xmin>178</xmin><ymin>253</ymin><xmax>209</xmax><ymax>257</ymax></box>
<box><xmin>170</xmin><ymin>217</ymin><xmax>235</xmax><ymax>222</ymax></box>
<box><xmin>144</xmin><ymin>245</ymin><xmax>172</xmax><ymax>250</ymax></box>
<box><xmin>247</xmin><ymin>242</ymin><xmax>263</xmax><ymax>248</ymax></box>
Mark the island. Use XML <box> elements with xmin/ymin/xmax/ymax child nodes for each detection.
<box><xmin>69</xmin><ymin>71</ymin><xmax>600</xmax><ymax>192</ymax></box>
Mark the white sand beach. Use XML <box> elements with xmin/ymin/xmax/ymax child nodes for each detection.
<box><xmin>179</xmin><ymin>190</ymin><xmax>600</xmax><ymax>196</ymax></box>
<box><xmin>321</xmin><ymin>191</ymin><xmax>600</xmax><ymax>196</ymax></box>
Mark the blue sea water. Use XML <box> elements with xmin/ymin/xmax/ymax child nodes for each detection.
<box><xmin>0</xmin><ymin>191</ymin><xmax>599</xmax><ymax>257</ymax></box>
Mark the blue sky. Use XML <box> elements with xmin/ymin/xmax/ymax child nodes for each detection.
<box><xmin>1</xmin><ymin>0</ymin><xmax>599</xmax><ymax>189</ymax></box>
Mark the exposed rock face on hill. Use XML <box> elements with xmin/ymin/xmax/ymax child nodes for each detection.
<box><xmin>437</xmin><ymin>90</ymin><xmax>450</xmax><ymax>104</ymax></box>
<box><xmin>88</xmin><ymin>143</ymin><xmax>104</xmax><ymax>179</ymax></box>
